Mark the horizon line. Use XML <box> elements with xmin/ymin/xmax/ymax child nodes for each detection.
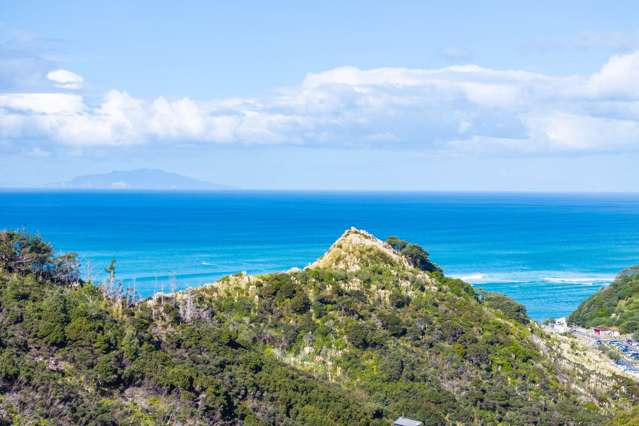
<box><xmin>1</xmin><ymin>187</ymin><xmax>639</xmax><ymax>195</ymax></box>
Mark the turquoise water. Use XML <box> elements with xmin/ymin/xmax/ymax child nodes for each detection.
<box><xmin>2</xmin><ymin>190</ymin><xmax>639</xmax><ymax>320</ymax></box>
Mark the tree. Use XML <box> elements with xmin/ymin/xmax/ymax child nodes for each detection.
<box><xmin>105</xmin><ymin>259</ymin><xmax>117</xmax><ymax>287</ymax></box>
<box><xmin>0</xmin><ymin>231</ymin><xmax>53</xmax><ymax>277</ymax></box>
<box><xmin>0</xmin><ymin>230</ymin><xmax>80</xmax><ymax>285</ymax></box>
<box><xmin>386</xmin><ymin>236</ymin><xmax>442</xmax><ymax>273</ymax></box>
<box><xmin>51</xmin><ymin>253</ymin><xmax>81</xmax><ymax>284</ymax></box>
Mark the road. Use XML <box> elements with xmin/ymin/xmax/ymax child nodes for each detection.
<box><xmin>568</xmin><ymin>326</ymin><xmax>639</xmax><ymax>377</ymax></box>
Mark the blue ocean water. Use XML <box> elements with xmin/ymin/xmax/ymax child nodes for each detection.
<box><xmin>2</xmin><ymin>190</ymin><xmax>639</xmax><ymax>321</ymax></box>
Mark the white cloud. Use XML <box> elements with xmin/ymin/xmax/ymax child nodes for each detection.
<box><xmin>3</xmin><ymin>52</ymin><xmax>639</xmax><ymax>155</ymax></box>
<box><xmin>46</xmin><ymin>69</ymin><xmax>84</xmax><ymax>89</ymax></box>
<box><xmin>588</xmin><ymin>51</ymin><xmax>639</xmax><ymax>98</ymax></box>
<box><xmin>523</xmin><ymin>112</ymin><xmax>639</xmax><ymax>151</ymax></box>
<box><xmin>0</xmin><ymin>93</ymin><xmax>84</xmax><ymax>114</ymax></box>
<box><xmin>451</xmin><ymin>112</ymin><xmax>639</xmax><ymax>154</ymax></box>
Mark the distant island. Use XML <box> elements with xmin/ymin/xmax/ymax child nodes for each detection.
<box><xmin>53</xmin><ymin>169</ymin><xmax>233</xmax><ymax>190</ymax></box>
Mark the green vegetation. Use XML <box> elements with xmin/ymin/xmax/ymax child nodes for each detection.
<box><xmin>1</xmin><ymin>229</ymin><xmax>637</xmax><ymax>425</ymax></box>
<box><xmin>569</xmin><ymin>266</ymin><xmax>639</xmax><ymax>337</ymax></box>
<box><xmin>0</xmin><ymin>231</ymin><xmax>375</xmax><ymax>425</ymax></box>
<box><xmin>607</xmin><ymin>405</ymin><xmax>639</xmax><ymax>426</ymax></box>
<box><xmin>480</xmin><ymin>290</ymin><xmax>530</xmax><ymax>324</ymax></box>
<box><xmin>385</xmin><ymin>236</ymin><xmax>441</xmax><ymax>273</ymax></box>
<box><xmin>0</xmin><ymin>230</ymin><xmax>80</xmax><ymax>284</ymax></box>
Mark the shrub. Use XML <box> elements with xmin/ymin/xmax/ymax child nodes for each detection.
<box><xmin>379</xmin><ymin>312</ymin><xmax>406</xmax><ymax>337</ymax></box>
<box><xmin>290</xmin><ymin>293</ymin><xmax>311</xmax><ymax>314</ymax></box>
<box><xmin>93</xmin><ymin>352</ymin><xmax>121</xmax><ymax>387</ymax></box>
<box><xmin>481</xmin><ymin>291</ymin><xmax>529</xmax><ymax>324</ymax></box>
<box><xmin>346</xmin><ymin>322</ymin><xmax>383</xmax><ymax>349</ymax></box>
<box><xmin>389</xmin><ymin>291</ymin><xmax>410</xmax><ymax>309</ymax></box>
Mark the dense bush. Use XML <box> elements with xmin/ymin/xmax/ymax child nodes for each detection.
<box><xmin>481</xmin><ymin>290</ymin><xmax>530</xmax><ymax>324</ymax></box>
<box><xmin>0</xmin><ymin>230</ymin><xmax>634</xmax><ymax>425</ymax></box>
<box><xmin>569</xmin><ymin>266</ymin><xmax>639</xmax><ymax>337</ymax></box>
<box><xmin>386</xmin><ymin>236</ymin><xmax>442</xmax><ymax>273</ymax></box>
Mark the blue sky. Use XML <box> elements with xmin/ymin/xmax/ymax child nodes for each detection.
<box><xmin>2</xmin><ymin>1</ymin><xmax>639</xmax><ymax>190</ymax></box>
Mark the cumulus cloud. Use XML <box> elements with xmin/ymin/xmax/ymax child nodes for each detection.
<box><xmin>587</xmin><ymin>51</ymin><xmax>639</xmax><ymax>98</ymax></box>
<box><xmin>46</xmin><ymin>69</ymin><xmax>84</xmax><ymax>89</ymax></box>
<box><xmin>3</xmin><ymin>51</ymin><xmax>639</xmax><ymax>155</ymax></box>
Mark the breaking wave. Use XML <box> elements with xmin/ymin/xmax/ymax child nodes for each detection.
<box><xmin>451</xmin><ymin>271</ymin><xmax>615</xmax><ymax>286</ymax></box>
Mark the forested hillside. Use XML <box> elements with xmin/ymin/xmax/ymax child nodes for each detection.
<box><xmin>1</xmin><ymin>229</ymin><xmax>637</xmax><ymax>425</ymax></box>
<box><xmin>569</xmin><ymin>266</ymin><xmax>639</xmax><ymax>337</ymax></box>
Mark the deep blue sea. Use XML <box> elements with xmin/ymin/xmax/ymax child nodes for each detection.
<box><xmin>2</xmin><ymin>190</ymin><xmax>639</xmax><ymax>321</ymax></box>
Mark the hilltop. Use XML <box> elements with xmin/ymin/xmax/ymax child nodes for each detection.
<box><xmin>1</xmin><ymin>228</ymin><xmax>638</xmax><ymax>424</ymax></box>
<box><xmin>569</xmin><ymin>266</ymin><xmax>639</xmax><ymax>337</ymax></box>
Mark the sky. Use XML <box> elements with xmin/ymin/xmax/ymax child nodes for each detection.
<box><xmin>1</xmin><ymin>1</ymin><xmax>639</xmax><ymax>191</ymax></box>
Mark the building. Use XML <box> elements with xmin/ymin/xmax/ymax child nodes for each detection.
<box><xmin>394</xmin><ymin>417</ymin><xmax>423</xmax><ymax>426</ymax></box>
<box><xmin>593</xmin><ymin>327</ymin><xmax>620</xmax><ymax>337</ymax></box>
<box><xmin>552</xmin><ymin>317</ymin><xmax>568</xmax><ymax>333</ymax></box>
<box><xmin>593</xmin><ymin>327</ymin><xmax>610</xmax><ymax>336</ymax></box>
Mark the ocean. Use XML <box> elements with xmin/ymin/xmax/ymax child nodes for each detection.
<box><xmin>2</xmin><ymin>190</ymin><xmax>639</xmax><ymax>321</ymax></box>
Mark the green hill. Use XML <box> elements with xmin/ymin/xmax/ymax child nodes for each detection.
<box><xmin>1</xmin><ymin>228</ymin><xmax>638</xmax><ymax>425</ymax></box>
<box><xmin>568</xmin><ymin>266</ymin><xmax>639</xmax><ymax>337</ymax></box>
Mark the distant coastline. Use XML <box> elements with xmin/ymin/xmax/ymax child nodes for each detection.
<box><xmin>43</xmin><ymin>169</ymin><xmax>235</xmax><ymax>191</ymax></box>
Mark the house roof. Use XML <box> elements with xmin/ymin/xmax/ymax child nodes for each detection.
<box><xmin>394</xmin><ymin>417</ymin><xmax>423</xmax><ymax>426</ymax></box>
